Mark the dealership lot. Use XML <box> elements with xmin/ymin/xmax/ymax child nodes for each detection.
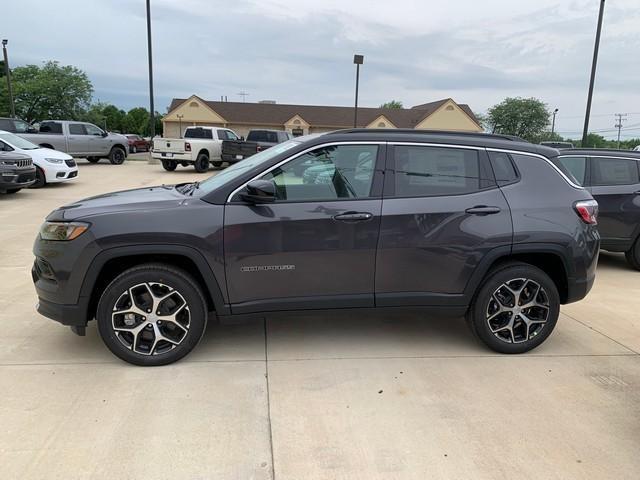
<box><xmin>1</xmin><ymin>159</ymin><xmax>639</xmax><ymax>479</ymax></box>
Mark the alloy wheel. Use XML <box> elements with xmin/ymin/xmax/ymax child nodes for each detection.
<box><xmin>111</xmin><ymin>282</ymin><xmax>190</xmax><ymax>355</ymax></box>
<box><xmin>485</xmin><ymin>278</ymin><xmax>550</xmax><ymax>344</ymax></box>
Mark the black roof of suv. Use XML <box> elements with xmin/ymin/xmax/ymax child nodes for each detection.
<box><xmin>32</xmin><ymin>129</ymin><xmax>599</xmax><ymax>365</ymax></box>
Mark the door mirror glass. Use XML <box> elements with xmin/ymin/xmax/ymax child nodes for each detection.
<box><xmin>241</xmin><ymin>180</ymin><xmax>276</xmax><ymax>203</ymax></box>
<box><xmin>101</xmin><ymin>131</ymin><xmax>108</xmax><ymax>137</ymax></box>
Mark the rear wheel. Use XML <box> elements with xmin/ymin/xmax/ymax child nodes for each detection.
<box><xmin>96</xmin><ymin>264</ymin><xmax>208</xmax><ymax>366</ymax></box>
<box><xmin>625</xmin><ymin>237</ymin><xmax>640</xmax><ymax>271</ymax></box>
<box><xmin>109</xmin><ymin>146</ymin><xmax>126</xmax><ymax>165</ymax></box>
<box><xmin>194</xmin><ymin>153</ymin><xmax>209</xmax><ymax>173</ymax></box>
<box><xmin>87</xmin><ymin>157</ymin><xmax>100</xmax><ymax>163</ymax></box>
<box><xmin>467</xmin><ymin>263</ymin><xmax>560</xmax><ymax>354</ymax></box>
<box><xmin>162</xmin><ymin>159</ymin><xmax>177</xmax><ymax>171</ymax></box>
<box><xmin>30</xmin><ymin>167</ymin><xmax>46</xmax><ymax>188</ymax></box>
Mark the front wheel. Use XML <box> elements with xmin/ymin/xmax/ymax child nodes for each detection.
<box><xmin>30</xmin><ymin>167</ymin><xmax>46</xmax><ymax>188</ymax></box>
<box><xmin>162</xmin><ymin>159</ymin><xmax>177</xmax><ymax>171</ymax></box>
<box><xmin>467</xmin><ymin>263</ymin><xmax>560</xmax><ymax>354</ymax></box>
<box><xmin>96</xmin><ymin>264</ymin><xmax>208</xmax><ymax>366</ymax></box>
<box><xmin>109</xmin><ymin>147</ymin><xmax>126</xmax><ymax>165</ymax></box>
<box><xmin>194</xmin><ymin>153</ymin><xmax>209</xmax><ymax>173</ymax></box>
<box><xmin>625</xmin><ymin>237</ymin><xmax>640</xmax><ymax>271</ymax></box>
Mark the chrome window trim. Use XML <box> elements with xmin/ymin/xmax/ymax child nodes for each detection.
<box><xmin>226</xmin><ymin>141</ymin><xmax>385</xmax><ymax>203</ymax></box>
<box><xmin>389</xmin><ymin>141</ymin><xmax>483</xmax><ymax>151</ymax></box>
<box><xmin>487</xmin><ymin>148</ymin><xmax>584</xmax><ymax>190</ymax></box>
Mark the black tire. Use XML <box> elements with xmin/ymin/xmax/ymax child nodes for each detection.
<box><xmin>625</xmin><ymin>237</ymin><xmax>640</xmax><ymax>271</ymax></box>
<box><xmin>467</xmin><ymin>262</ymin><xmax>560</xmax><ymax>354</ymax></box>
<box><xmin>212</xmin><ymin>161</ymin><xmax>223</xmax><ymax>168</ymax></box>
<box><xmin>4</xmin><ymin>188</ymin><xmax>20</xmax><ymax>194</ymax></box>
<box><xmin>109</xmin><ymin>146</ymin><xmax>126</xmax><ymax>165</ymax></box>
<box><xmin>131</xmin><ymin>146</ymin><xmax>137</xmax><ymax>154</ymax></box>
<box><xmin>96</xmin><ymin>264</ymin><xmax>208</xmax><ymax>366</ymax></box>
<box><xmin>194</xmin><ymin>153</ymin><xmax>209</xmax><ymax>173</ymax></box>
<box><xmin>162</xmin><ymin>159</ymin><xmax>177</xmax><ymax>171</ymax></box>
<box><xmin>30</xmin><ymin>167</ymin><xmax>46</xmax><ymax>188</ymax></box>
<box><xmin>87</xmin><ymin>157</ymin><xmax>100</xmax><ymax>163</ymax></box>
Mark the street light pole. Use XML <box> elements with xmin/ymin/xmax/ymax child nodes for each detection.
<box><xmin>2</xmin><ymin>39</ymin><xmax>16</xmax><ymax>118</ymax></box>
<box><xmin>353</xmin><ymin>54</ymin><xmax>364</xmax><ymax>128</ymax></box>
<box><xmin>551</xmin><ymin>108</ymin><xmax>558</xmax><ymax>134</ymax></box>
<box><xmin>146</xmin><ymin>0</ymin><xmax>155</xmax><ymax>138</ymax></box>
<box><xmin>582</xmin><ymin>0</ymin><xmax>605</xmax><ymax>146</ymax></box>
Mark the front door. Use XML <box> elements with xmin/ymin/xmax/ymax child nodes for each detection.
<box><xmin>375</xmin><ymin>144</ymin><xmax>512</xmax><ymax>306</ymax></box>
<box><xmin>224</xmin><ymin>143</ymin><xmax>384</xmax><ymax>314</ymax></box>
<box><xmin>589</xmin><ymin>156</ymin><xmax>640</xmax><ymax>245</ymax></box>
<box><xmin>85</xmin><ymin>123</ymin><xmax>108</xmax><ymax>155</ymax></box>
<box><xmin>67</xmin><ymin>123</ymin><xmax>88</xmax><ymax>155</ymax></box>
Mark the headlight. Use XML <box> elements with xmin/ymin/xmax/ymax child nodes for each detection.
<box><xmin>44</xmin><ymin>157</ymin><xmax>64</xmax><ymax>164</ymax></box>
<box><xmin>40</xmin><ymin>222</ymin><xmax>89</xmax><ymax>241</ymax></box>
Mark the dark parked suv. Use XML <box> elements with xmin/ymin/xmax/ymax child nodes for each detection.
<box><xmin>554</xmin><ymin>149</ymin><xmax>640</xmax><ymax>269</ymax></box>
<box><xmin>32</xmin><ymin>130</ymin><xmax>600</xmax><ymax>365</ymax></box>
<box><xmin>0</xmin><ymin>151</ymin><xmax>36</xmax><ymax>193</ymax></box>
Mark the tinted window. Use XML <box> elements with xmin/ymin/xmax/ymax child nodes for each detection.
<box><xmin>185</xmin><ymin>128</ymin><xmax>212</xmax><ymax>139</ymax></box>
<box><xmin>0</xmin><ymin>119</ymin><xmax>14</xmax><ymax>132</ymax></box>
<box><xmin>216</xmin><ymin>130</ymin><xmax>229</xmax><ymax>140</ymax></box>
<box><xmin>592</xmin><ymin>157</ymin><xmax>639</xmax><ymax>186</ymax></box>
<box><xmin>394</xmin><ymin>146</ymin><xmax>486</xmax><ymax>197</ymax></box>
<box><xmin>489</xmin><ymin>152</ymin><xmax>519</xmax><ymax>184</ymax></box>
<box><xmin>556</xmin><ymin>156</ymin><xmax>587</xmax><ymax>185</ymax></box>
<box><xmin>261</xmin><ymin>144</ymin><xmax>378</xmax><ymax>201</ymax></box>
<box><xmin>39</xmin><ymin>121</ymin><xmax>63</xmax><ymax>134</ymax></box>
<box><xmin>68</xmin><ymin>123</ymin><xmax>86</xmax><ymax>135</ymax></box>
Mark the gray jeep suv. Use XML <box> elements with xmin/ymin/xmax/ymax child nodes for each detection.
<box><xmin>32</xmin><ymin>130</ymin><xmax>600</xmax><ymax>365</ymax></box>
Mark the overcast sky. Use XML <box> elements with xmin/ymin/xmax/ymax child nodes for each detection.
<box><xmin>5</xmin><ymin>0</ymin><xmax>640</xmax><ymax>139</ymax></box>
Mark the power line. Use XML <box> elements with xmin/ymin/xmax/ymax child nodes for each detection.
<box><xmin>615</xmin><ymin>113</ymin><xmax>628</xmax><ymax>148</ymax></box>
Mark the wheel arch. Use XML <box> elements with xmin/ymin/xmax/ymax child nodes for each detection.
<box><xmin>82</xmin><ymin>245</ymin><xmax>228</xmax><ymax>322</ymax></box>
<box><xmin>197</xmin><ymin>148</ymin><xmax>210</xmax><ymax>159</ymax></box>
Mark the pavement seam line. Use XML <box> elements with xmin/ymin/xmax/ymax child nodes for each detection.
<box><xmin>264</xmin><ymin>318</ymin><xmax>276</xmax><ymax>480</ymax></box>
<box><xmin>562</xmin><ymin>311</ymin><xmax>640</xmax><ymax>355</ymax></box>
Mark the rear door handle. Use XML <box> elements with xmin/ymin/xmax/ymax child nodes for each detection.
<box><xmin>333</xmin><ymin>211</ymin><xmax>373</xmax><ymax>222</ymax></box>
<box><xmin>465</xmin><ymin>206</ymin><xmax>501</xmax><ymax>215</ymax></box>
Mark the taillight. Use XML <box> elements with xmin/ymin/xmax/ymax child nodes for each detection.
<box><xmin>185</xmin><ymin>142</ymin><xmax>191</xmax><ymax>152</ymax></box>
<box><xmin>574</xmin><ymin>200</ymin><xmax>598</xmax><ymax>225</ymax></box>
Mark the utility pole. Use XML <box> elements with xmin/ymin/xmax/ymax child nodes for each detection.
<box><xmin>146</xmin><ymin>0</ymin><xmax>155</xmax><ymax>138</ymax></box>
<box><xmin>237</xmin><ymin>92</ymin><xmax>249</xmax><ymax>102</ymax></box>
<box><xmin>2</xmin><ymin>39</ymin><xmax>15</xmax><ymax>118</ymax></box>
<box><xmin>582</xmin><ymin>0</ymin><xmax>605</xmax><ymax>146</ymax></box>
<box><xmin>615</xmin><ymin>113</ymin><xmax>627</xmax><ymax>149</ymax></box>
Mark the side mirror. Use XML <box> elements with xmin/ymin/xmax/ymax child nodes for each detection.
<box><xmin>240</xmin><ymin>136</ymin><xmax>245</xmax><ymax>141</ymax></box>
<box><xmin>101</xmin><ymin>131</ymin><xmax>108</xmax><ymax>137</ymax></box>
<box><xmin>27</xmin><ymin>126</ymin><xmax>38</xmax><ymax>133</ymax></box>
<box><xmin>241</xmin><ymin>180</ymin><xmax>276</xmax><ymax>204</ymax></box>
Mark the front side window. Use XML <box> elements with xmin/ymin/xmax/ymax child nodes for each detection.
<box><xmin>225</xmin><ymin>131</ymin><xmax>239</xmax><ymax>141</ymax></box>
<box><xmin>85</xmin><ymin>124</ymin><xmax>103</xmax><ymax>136</ymax></box>
<box><xmin>556</xmin><ymin>156</ymin><xmax>587</xmax><ymax>185</ymax></box>
<box><xmin>591</xmin><ymin>157</ymin><xmax>639</xmax><ymax>186</ymax></box>
<box><xmin>12</xmin><ymin>119</ymin><xmax>31</xmax><ymax>133</ymax></box>
<box><xmin>394</xmin><ymin>145</ymin><xmax>486</xmax><ymax>197</ymax></box>
<box><xmin>68</xmin><ymin>123</ymin><xmax>86</xmax><ymax>135</ymax></box>
<box><xmin>261</xmin><ymin>144</ymin><xmax>378</xmax><ymax>202</ymax></box>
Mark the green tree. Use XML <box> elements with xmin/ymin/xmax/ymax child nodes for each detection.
<box><xmin>0</xmin><ymin>61</ymin><xmax>93</xmax><ymax>122</ymax></box>
<box><xmin>81</xmin><ymin>102</ymin><xmax>126</xmax><ymax>131</ymax></box>
<box><xmin>124</xmin><ymin>107</ymin><xmax>151</xmax><ymax>135</ymax></box>
<box><xmin>487</xmin><ymin>97</ymin><xmax>550</xmax><ymax>141</ymax></box>
<box><xmin>380</xmin><ymin>100</ymin><xmax>403</xmax><ymax>109</ymax></box>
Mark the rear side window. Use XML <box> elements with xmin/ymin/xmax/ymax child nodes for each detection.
<box><xmin>591</xmin><ymin>157</ymin><xmax>639</xmax><ymax>186</ymax></box>
<box><xmin>68</xmin><ymin>123</ymin><xmax>86</xmax><ymax>135</ymax></box>
<box><xmin>248</xmin><ymin>131</ymin><xmax>278</xmax><ymax>143</ymax></box>
<box><xmin>393</xmin><ymin>145</ymin><xmax>491</xmax><ymax>197</ymax></box>
<box><xmin>555</xmin><ymin>156</ymin><xmax>587</xmax><ymax>185</ymax></box>
<box><xmin>39</xmin><ymin>121</ymin><xmax>63</xmax><ymax>134</ymax></box>
<box><xmin>0</xmin><ymin>119</ymin><xmax>14</xmax><ymax>131</ymax></box>
<box><xmin>488</xmin><ymin>152</ymin><xmax>519</xmax><ymax>185</ymax></box>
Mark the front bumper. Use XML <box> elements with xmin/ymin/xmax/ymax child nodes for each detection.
<box><xmin>0</xmin><ymin>166</ymin><xmax>36</xmax><ymax>190</ymax></box>
<box><xmin>43</xmin><ymin>162</ymin><xmax>79</xmax><ymax>183</ymax></box>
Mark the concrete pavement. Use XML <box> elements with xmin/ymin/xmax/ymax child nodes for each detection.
<box><xmin>1</xmin><ymin>160</ymin><xmax>638</xmax><ymax>479</ymax></box>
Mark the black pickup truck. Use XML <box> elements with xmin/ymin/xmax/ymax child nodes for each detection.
<box><xmin>221</xmin><ymin>129</ymin><xmax>292</xmax><ymax>163</ymax></box>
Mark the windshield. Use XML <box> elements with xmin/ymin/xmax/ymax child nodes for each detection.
<box><xmin>0</xmin><ymin>132</ymin><xmax>40</xmax><ymax>150</ymax></box>
<box><xmin>195</xmin><ymin>138</ymin><xmax>304</xmax><ymax>194</ymax></box>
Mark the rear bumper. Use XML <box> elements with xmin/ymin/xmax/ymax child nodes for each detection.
<box><xmin>221</xmin><ymin>153</ymin><xmax>247</xmax><ymax>163</ymax></box>
<box><xmin>152</xmin><ymin>152</ymin><xmax>193</xmax><ymax>162</ymax></box>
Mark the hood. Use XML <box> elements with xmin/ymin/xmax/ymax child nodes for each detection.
<box><xmin>48</xmin><ymin>185</ymin><xmax>188</xmax><ymax>221</ymax></box>
<box><xmin>25</xmin><ymin>147</ymin><xmax>73</xmax><ymax>161</ymax></box>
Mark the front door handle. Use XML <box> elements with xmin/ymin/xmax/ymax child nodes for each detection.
<box><xmin>465</xmin><ymin>205</ymin><xmax>501</xmax><ymax>216</ymax></box>
<box><xmin>333</xmin><ymin>211</ymin><xmax>373</xmax><ymax>222</ymax></box>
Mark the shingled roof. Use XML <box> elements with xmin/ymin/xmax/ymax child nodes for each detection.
<box><xmin>166</xmin><ymin>97</ymin><xmax>480</xmax><ymax>129</ymax></box>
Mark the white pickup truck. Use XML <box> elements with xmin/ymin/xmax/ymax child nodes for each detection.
<box><xmin>152</xmin><ymin>126</ymin><xmax>241</xmax><ymax>172</ymax></box>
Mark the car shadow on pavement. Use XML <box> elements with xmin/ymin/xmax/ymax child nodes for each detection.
<box><xmin>598</xmin><ymin>251</ymin><xmax>635</xmax><ymax>271</ymax></box>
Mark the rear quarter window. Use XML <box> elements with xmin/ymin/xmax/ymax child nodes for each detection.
<box><xmin>554</xmin><ymin>156</ymin><xmax>587</xmax><ymax>186</ymax></box>
<box><xmin>488</xmin><ymin>152</ymin><xmax>520</xmax><ymax>185</ymax></box>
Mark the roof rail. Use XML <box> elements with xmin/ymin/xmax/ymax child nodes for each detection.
<box><xmin>326</xmin><ymin>128</ymin><xmax>527</xmax><ymax>142</ymax></box>
<box><xmin>561</xmin><ymin>147</ymin><xmax>640</xmax><ymax>155</ymax></box>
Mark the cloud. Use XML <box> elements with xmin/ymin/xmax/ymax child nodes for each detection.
<box><xmin>3</xmin><ymin>0</ymin><xmax>640</xmax><ymax>138</ymax></box>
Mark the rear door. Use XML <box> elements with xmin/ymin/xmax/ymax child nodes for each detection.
<box><xmin>375</xmin><ymin>143</ymin><xmax>512</xmax><ymax>306</ymax></box>
<box><xmin>67</xmin><ymin>123</ymin><xmax>88</xmax><ymax>155</ymax></box>
<box><xmin>588</xmin><ymin>156</ymin><xmax>640</xmax><ymax>246</ymax></box>
<box><xmin>224</xmin><ymin>142</ymin><xmax>384</xmax><ymax>313</ymax></box>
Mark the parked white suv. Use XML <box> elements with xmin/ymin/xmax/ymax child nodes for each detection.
<box><xmin>0</xmin><ymin>131</ymin><xmax>78</xmax><ymax>188</ymax></box>
<box><xmin>152</xmin><ymin>126</ymin><xmax>241</xmax><ymax>172</ymax></box>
